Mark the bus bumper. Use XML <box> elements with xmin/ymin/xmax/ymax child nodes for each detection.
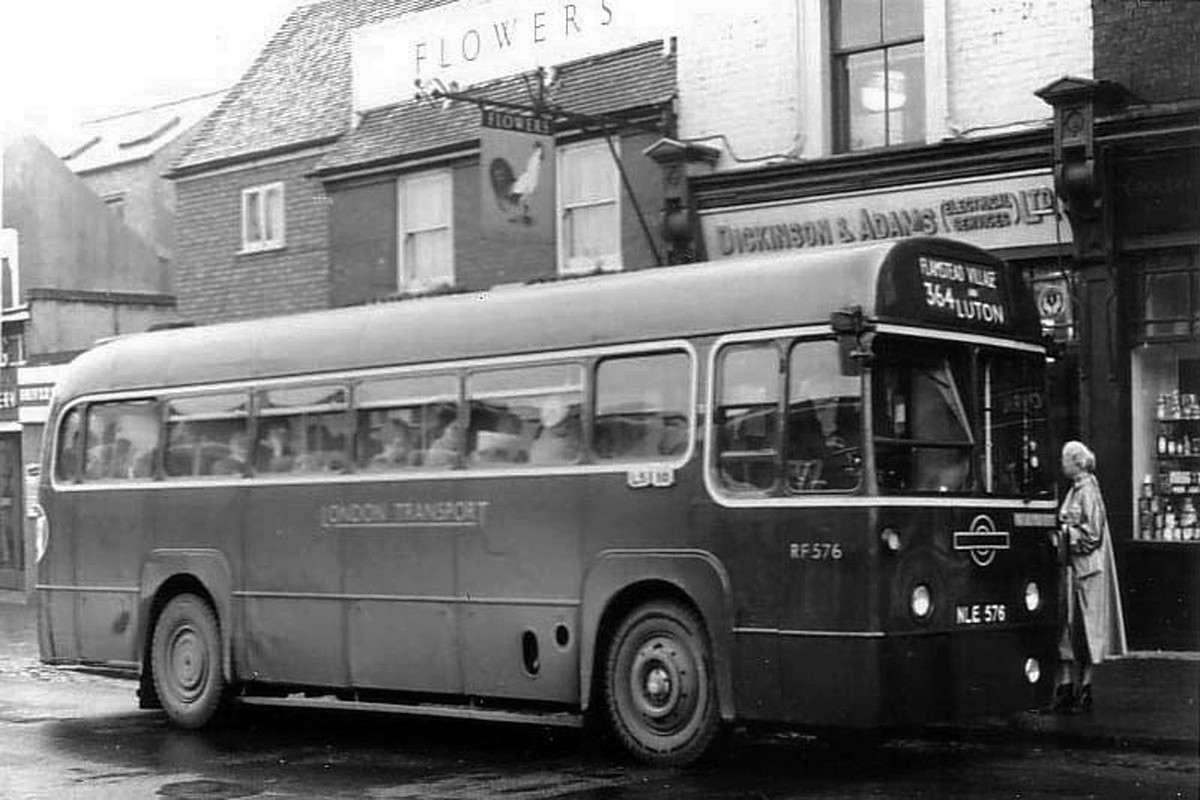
<box><xmin>879</xmin><ymin>626</ymin><xmax>1056</xmax><ymax>724</ymax></box>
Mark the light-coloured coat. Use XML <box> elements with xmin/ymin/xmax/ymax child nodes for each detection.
<box><xmin>1058</xmin><ymin>472</ymin><xmax>1128</xmax><ymax>662</ymax></box>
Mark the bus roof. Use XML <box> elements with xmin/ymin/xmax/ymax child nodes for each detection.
<box><xmin>53</xmin><ymin>237</ymin><xmax>1040</xmax><ymax>401</ymax></box>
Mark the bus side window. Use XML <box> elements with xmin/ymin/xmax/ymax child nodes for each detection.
<box><xmin>594</xmin><ymin>351</ymin><xmax>691</xmax><ymax>463</ymax></box>
<box><xmin>713</xmin><ymin>344</ymin><xmax>780</xmax><ymax>493</ymax></box>
<box><xmin>256</xmin><ymin>384</ymin><xmax>351</xmax><ymax>475</ymax></box>
<box><xmin>55</xmin><ymin>408</ymin><xmax>83</xmax><ymax>482</ymax></box>
<box><xmin>82</xmin><ymin>401</ymin><xmax>160</xmax><ymax>482</ymax></box>
<box><xmin>163</xmin><ymin>393</ymin><xmax>250</xmax><ymax>478</ymax></box>
<box><xmin>356</xmin><ymin>374</ymin><xmax>460</xmax><ymax>471</ymax></box>
<box><xmin>787</xmin><ymin>340</ymin><xmax>863</xmax><ymax>492</ymax></box>
<box><xmin>465</xmin><ymin>364</ymin><xmax>583</xmax><ymax>469</ymax></box>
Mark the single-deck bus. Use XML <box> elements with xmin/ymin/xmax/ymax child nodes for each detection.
<box><xmin>37</xmin><ymin>237</ymin><xmax>1059</xmax><ymax>764</ymax></box>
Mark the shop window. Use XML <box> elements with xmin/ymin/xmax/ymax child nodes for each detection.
<box><xmin>83</xmin><ymin>400</ymin><xmax>160</xmax><ymax>482</ymax></box>
<box><xmin>787</xmin><ymin>340</ymin><xmax>863</xmax><ymax>492</ymax></box>
<box><xmin>1132</xmin><ymin>343</ymin><xmax>1200</xmax><ymax>543</ymax></box>
<box><xmin>164</xmin><ymin>392</ymin><xmax>250</xmax><ymax>478</ymax></box>
<box><xmin>241</xmin><ymin>182</ymin><xmax>285</xmax><ymax>252</ymax></box>
<box><xmin>1132</xmin><ymin>250</ymin><xmax>1199</xmax><ymax>341</ymax></box>
<box><xmin>832</xmin><ymin>0</ymin><xmax>925</xmax><ymax>152</ymax></box>
<box><xmin>398</xmin><ymin>170</ymin><xmax>454</xmax><ymax>292</ymax></box>
<box><xmin>714</xmin><ymin>343</ymin><xmax>781</xmax><ymax>493</ymax></box>
<box><xmin>594</xmin><ymin>352</ymin><xmax>690</xmax><ymax>462</ymax></box>
<box><xmin>1</xmin><ymin>323</ymin><xmax>24</xmax><ymax>367</ymax></box>
<box><xmin>255</xmin><ymin>384</ymin><xmax>351</xmax><ymax>474</ymax></box>
<box><xmin>559</xmin><ymin>139</ymin><xmax>620</xmax><ymax>275</ymax></box>
<box><xmin>466</xmin><ymin>364</ymin><xmax>584</xmax><ymax>468</ymax></box>
<box><xmin>1</xmin><ymin>254</ymin><xmax>18</xmax><ymax>309</ymax></box>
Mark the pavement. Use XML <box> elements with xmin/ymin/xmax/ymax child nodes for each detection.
<box><xmin>1</xmin><ymin>593</ymin><xmax>1196</xmax><ymax>756</ymax></box>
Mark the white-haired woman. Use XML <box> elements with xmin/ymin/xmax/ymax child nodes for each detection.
<box><xmin>1051</xmin><ymin>440</ymin><xmax>1128</xmax><ymax>712</ymax></box>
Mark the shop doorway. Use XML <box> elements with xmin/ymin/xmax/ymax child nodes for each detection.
<box><xmin>0</xmin><ymin>434</ymin><xmax>25</xmax><ymax>590</ymax></box>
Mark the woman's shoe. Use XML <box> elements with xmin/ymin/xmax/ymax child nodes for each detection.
<box><xmin>1076</xmin><ymin>683</ymin><xmax>1093</xmax><ymax>712</ymax></box>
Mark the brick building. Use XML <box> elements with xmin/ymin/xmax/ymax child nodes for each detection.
<box><xmin>169</xmin><ymin>0</ymin><xmax>678</xmax><ymax>324</ymax></box>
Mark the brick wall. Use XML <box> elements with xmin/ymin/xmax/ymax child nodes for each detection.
<box><xmin>326</xmin><ymin>129</ymin><xmax>668</xmax><ymax>305</ymax></box>
<box><xmin>946</xmin><ymin>0</ymin><xmax>1092</xmax><ymax>133</ymax></box>
<box><xmin>175</xmin><ymin>153</ymin><xmax>330</xmax><ymax>323</ymax></box>
<box><xmin>1093</xmin><ymin>0</ymin><xmax>1200</xmax><ymax>102</ymax></box>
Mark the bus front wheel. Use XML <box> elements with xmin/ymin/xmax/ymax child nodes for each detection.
<box><xmin>150</xmin><ymin>593</ymin><xmax>227</xmax><ymax>729</ymax></box>
<box><xmin>603</xmin><ymin>599</ymin><xmax>719</xmax><ymax>765</ymax></box>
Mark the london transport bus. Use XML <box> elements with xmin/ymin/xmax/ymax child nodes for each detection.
<box><xmin>36</xmin><ymin>236</ymin><xmax>1059</xmax><ymax>765</ymax></box>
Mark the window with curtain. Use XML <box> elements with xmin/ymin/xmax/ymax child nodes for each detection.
<box><xmin>398</xmin><ymin>170</ymin><xmax>454</xmax><ymax>292</ymax></box>
<box><xmin>559</xmin><ymin>139</ymin><xmax>620</xmax><ymax>275</ymax></box>
<box><xmin>241</xmin><ymin>182</ymin><xmax>285</xmax><ymax>252</ymax></box>
<box><xmin>832</xmin><ymin>0</ymin><xmax>925</xmax><ymax>153</ymax></box>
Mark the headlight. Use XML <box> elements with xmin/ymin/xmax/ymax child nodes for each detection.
<box><xmin>910</xmin><ymin>584</ymin><xmax>933</xmax><ymax>620</ymax></box>
<box><xmin>1024</xmin><ymin>657</ymin><xmax>1041</xmax><ymax>684</ymax></box>
<box><xmin>1024</xmin><ymin>581</ymin><xmax>1041</xmax><ymax>612</ymax></box>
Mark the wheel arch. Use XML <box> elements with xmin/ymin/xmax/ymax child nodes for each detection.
<box><xmin>137</xmin><ymin>549</ymin><xmax>234</xmax><ymax>688</ymax></box>
<box><xmin>580</xmin><ymin>548</ymin><xmax>735</xmax><ymax>722</ymax></box>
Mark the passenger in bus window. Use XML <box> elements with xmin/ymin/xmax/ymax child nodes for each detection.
<box><xmin>369</xmin><ymin>417</ymin><xmax>418</xmax><ymax>469</ymax></box>
<box><xmin>469</xmin><ymin>408</ymin><xmax>527</xmax><ymax>466</ymax></box>
<box><xmin>529</xmin><ymin>397</ymin><xmax>581</xmax><ymax>465</ymax></box>
<box><xmin>257</xmin><ymin>422</ymin><xmax>295</xmax><ymax>473</ymax></box>
<box><xmin>210</xmin><ymin>431</ymin><xmax>249</xmax><ymax>476</ymax></box>
<box><xmin>658</xmin><ymin>414</ymin><xmax>689</xmax><ymax>457</ymax></box>
<box><xmin>422</xmin><ymin>411</ymin><xmax>464</xmax><ymax>468</ymax></box>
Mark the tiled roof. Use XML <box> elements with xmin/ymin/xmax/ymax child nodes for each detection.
<box><xmin>173</xmin><ymin>0</ymin><xmax>454</xmax><ymax>174</ymax></box>
<box><xmin>57</xmin><ymin>91</ymin><xmax>225</xmax><ymax>174</ymax></box>
<box><xmin>313</xmin><ymin>40</ymin><xmax>677</xmax><ymax>176</ymax></box>
<box><xmin>172</xmin><ymin>0</ymin><xmax>675</xmax><ymax>176</ymax></box>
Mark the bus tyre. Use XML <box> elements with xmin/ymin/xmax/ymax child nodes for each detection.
<box><xmin>604</xmin><ymin>600</ymin><xmax>719</xmax><ymax>766</ymax></box>
<box><xmin>150</xmin><ymin>594</ymin><xmax>227</xmax><ymax>729</ymax></box>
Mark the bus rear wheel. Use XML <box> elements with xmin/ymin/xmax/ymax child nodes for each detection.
<box><xmin>150</xmin><ymin>593</ymin><xmax>227</xmax><ymax>729</ymax></box>
<box><xmin>603</xmin><ymin>600</ymin><xmax>719</xmax><ymax>765</ymax></box>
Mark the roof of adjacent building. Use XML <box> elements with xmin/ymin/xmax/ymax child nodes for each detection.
<box><xmin>313</xmin><ymin>40</ymin><xmax>676</xmax><ymax>176</ymax></box>
<box><xmin>172</xmin><ymin>0</ymin><xmax>453</xmax><ymax>175</ymax></box>
<box><xmin>56</xmin><ymin>91</ymin><xmax>226</xmax><ymax>174</ymax></box>
<box><xmin>172</xmin><ymin>0</ymin><xmax>676</xmax><ymax>177</ymax></box>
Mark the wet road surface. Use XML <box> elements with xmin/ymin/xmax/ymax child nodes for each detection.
<box><xmin>0</xmin><ymin>667</ymin><xmax>1196</xmax><ymax>799</ymax></box>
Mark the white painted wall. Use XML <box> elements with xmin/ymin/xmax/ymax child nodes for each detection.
<box><xmin>672</xmin><ymin>0</ymin><xmax>1093</xmax><ymax>169</ymax></box>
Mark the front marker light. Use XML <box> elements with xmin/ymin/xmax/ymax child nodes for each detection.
<box><xmin>33</xmin><ymin>504</ymin><xmax>48</xmax><ymax>563</ymax></box>
<box><xmin>1024</xmin><ymin>581</ymin><xmax>1041</xmax><ymax>613</ymax></box>
<box><xmin>910</xmin><ymin>584</ymin><xmax>933</xmax><ymax>620</ymax></box>
<box><xmin>881</xmin><ymin>527</ymin><xmax>901</xmax><ymax>553</ymax></box>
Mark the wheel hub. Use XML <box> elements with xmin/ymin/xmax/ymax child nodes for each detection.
<box><xmin>630</xmin><ymin>636</ymin><xmax>690</xmax><ymax>721</ymax></box>
<box><xmin>169</xmin><ymin>626</ymin><xmax>207</xmax><ymax>699</ymax></box>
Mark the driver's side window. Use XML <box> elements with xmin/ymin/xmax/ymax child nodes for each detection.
<box><xmin>787</xmin><ymin>340</ymin><xmax>862</xmax><ymax>492</ymax></box>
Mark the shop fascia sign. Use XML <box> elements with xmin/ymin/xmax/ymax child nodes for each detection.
<box><xmin>701</xmin><ymin>172</ymin><xmax>1070</xmax><ymax>259</ymax></box>
<box><xmin>352</xmin><ymin>0</ymin><xmax>675</xmax><ymax>112</ymax></box>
